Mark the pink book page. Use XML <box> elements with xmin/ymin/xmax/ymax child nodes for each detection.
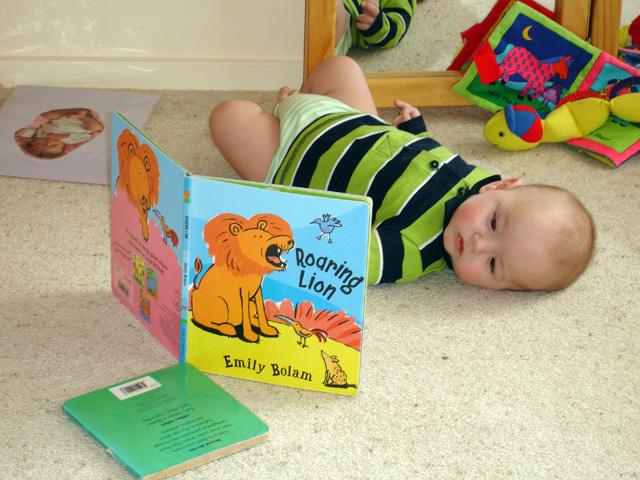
<box><xmin>111</xmin><ymin>189</ymin><xmax>182</xmax><ymax>358</ymax></box>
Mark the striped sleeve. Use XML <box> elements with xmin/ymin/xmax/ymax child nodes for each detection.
<box><xmin>343</xmin><ymin>0</ymin><xmax>416</xmax><ymax>50</ymax></box>
<box><xmin>368</xmin><ymin>226</ymin><xmax>401</xmax><ymax>285</ymax></box>
<box><xmin>396</xmin><ymin>115</ymin><xmax>427</xmax><ymax>135</ymax></box>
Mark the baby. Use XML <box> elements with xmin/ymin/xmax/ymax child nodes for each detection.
<box><xmin>15</xmin><ymin>108</ymin><xmax>103</xmax><ymax>159</ymax></box>
<box><xmin>209</xmin><ymin>56</ymin><xmax>594</xmax><ymax>291</ymax></box>
<box><xmin>335</xmin><ymin>0</ymin><xmax>417</xmax><ymax>55</ymax></box>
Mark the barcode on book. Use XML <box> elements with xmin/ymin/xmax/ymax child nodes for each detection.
<box><xmin>109</xmin><ymin>375</ymin><xmax>161</xmax><ymax>400</ymax></box>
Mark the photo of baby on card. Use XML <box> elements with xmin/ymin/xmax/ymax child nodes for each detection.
<box><xmin>14</xmin><ymin>107</ymin><xmax>104</xmax><ymax>160</ymax></box>
<box><xmin>0</xmin><ymin>86</ymin><xmax>159</xmax><ymax>184</ymax></box>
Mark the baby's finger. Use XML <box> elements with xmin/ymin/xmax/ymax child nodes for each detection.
<box><xmin>356</xmin><ymin>19</ymin><xmax>373</xmax><ymax>30</ymax></box>
<box><xmin>356</xmin><ymin>14</ymin><xmax>375</xmax><ymax>30</ymax></box>
<box><xmin>360</xmin><ymin>0</ymin><xmax>380</xmax><ymax>18</ymax></box>
<box><xmin>394</xmin><ymin>99</ymin><xmax>413</xmax><ymax>110</ymax></box>
<box><xmin>396</xmin><ymin>100</ymin><xmax>420</xmax><ymax>119</ymax></box>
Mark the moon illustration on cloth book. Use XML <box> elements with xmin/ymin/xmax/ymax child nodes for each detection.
<box><xmin>190</xmin><ymin>213</ymin><xmax>295</xmax><ymax>343</ymax></box>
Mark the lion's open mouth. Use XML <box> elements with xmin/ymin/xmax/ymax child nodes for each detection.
<box><xmin>265</xmin><ymin>244</ymin><xmax>289</xmax><ymax>269</ymax></box>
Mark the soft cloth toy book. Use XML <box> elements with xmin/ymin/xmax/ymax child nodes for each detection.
<box><xmin>453</xmin><ymin>1</ymin><xmax>640</xmax><ymax>167</ymax></box>
<box><xmin>447</xmin><ymin>0</ymin><xmax>554</xmax><ymax>72</ymax></box>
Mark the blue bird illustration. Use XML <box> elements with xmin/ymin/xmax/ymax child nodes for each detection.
<box><xmin>311</xmin><ymin>213</ymin><xmax>342</xmax><ymax>244</ymax></box>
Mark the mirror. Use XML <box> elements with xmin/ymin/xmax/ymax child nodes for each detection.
<box><xmin>346</xmin><ymin>0</ymin><xmax>556</xmax><ymax>73</ymax></box>
<box><xmin>304</xmin><ymin>0</ymin><xmax>623</xmax><ymax>107</ymax></box>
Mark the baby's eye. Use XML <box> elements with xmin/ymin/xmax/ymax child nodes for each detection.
<box><xmin>490</xmin><ymin>212</ymin><xmax>497</xmax><ymax>231</ymax></box>
<box><xmin>489</xmin><ymin>257</ymin><xmax>496</xmax><ymax>274</ymax></box>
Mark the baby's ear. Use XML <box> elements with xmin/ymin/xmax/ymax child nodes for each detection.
<box><xmin>479</xmin><ymin>177</ymin><xmax>522</xmax><ymax>192</ymax></box>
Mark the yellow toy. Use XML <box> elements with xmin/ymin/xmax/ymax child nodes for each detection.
<box><xmin>484</xmin><ymin>92</ymin><xmax>640</xmax><ymax>151</ymax></box>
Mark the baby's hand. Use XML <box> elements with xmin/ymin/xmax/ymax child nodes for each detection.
<box><xmin>356</xmin><ymin>0</ymin><xmax>380</xmax><ymax>31</ymax></box>
<box><xmin>392</xmin><ymin>100</ymin><xmax>420</xmax><ymax>126</ymax></box>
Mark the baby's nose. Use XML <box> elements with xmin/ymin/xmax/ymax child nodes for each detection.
<box><xmin>472</xmin><ymin>233</ymin><xmax>490</xmax><ymax>254</ymax></box>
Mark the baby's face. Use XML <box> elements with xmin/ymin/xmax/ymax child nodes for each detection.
<box><xmin>443</xmin><ymin>184</ymin><xmax>558</xmax><ymax>290</ymax></box>
<box><xmin>27</xmin><ymin>136</ymin><xmax>65</xmax><ymax>157</ymax></box>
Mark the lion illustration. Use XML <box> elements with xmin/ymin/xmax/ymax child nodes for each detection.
<box><xmin>116</xmin><ymin>129</ymin><xmax>159</xmax><ymax>241</ymax></box>
<box><xmin>191</xmin><ymin>213</ymin><xmax>294</xmax><ymax>342</ymax></box>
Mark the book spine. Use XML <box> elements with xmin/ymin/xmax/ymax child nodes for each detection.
<box><xmin>179</xmin><ymin>175</ymin><xmax>192</xmax><ymax>363</ymax></box>
<box><xmin>63</xmin><ymin>403</ymin><xmax>143</xmax><ymax>477</ymax></box>
<box><xmin>62</xmin><ymin>404</ymin><xmax>110</xmax><ymax>451</ymax></box>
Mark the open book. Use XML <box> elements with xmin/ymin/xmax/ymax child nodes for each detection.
<box><xmin>110</xmin><ymin>113</ymin><xmax>371</xmax><ymax>395</ymax></box>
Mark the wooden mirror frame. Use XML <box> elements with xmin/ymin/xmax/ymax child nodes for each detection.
<box><xmin>304</xmin><ymin>0</ymin><xmax>622</xmax><ymax>107</ymax></box>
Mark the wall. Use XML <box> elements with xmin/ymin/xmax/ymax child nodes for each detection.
<box><xmin>0</xmin><ymin>0</ymin><xmax>305</xmax><ymax>90</ymax></box>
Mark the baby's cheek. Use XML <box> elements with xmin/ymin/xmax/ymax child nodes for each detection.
<box><xmin>453</xmin><ymin>258</ymin><xmax>486</xmax><ymax>287</ymax></box>
<box><xmin>453</xmin><ymin>201</ymin><xmax>481</xmax><ymax>226</ymax></box>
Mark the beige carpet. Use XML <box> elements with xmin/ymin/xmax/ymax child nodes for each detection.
<box><xmin>2</xmin><ymin>5</ymin><xmax>640</xmax><ymax>478</ymax></box>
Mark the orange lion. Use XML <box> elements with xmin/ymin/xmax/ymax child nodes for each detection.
<box><xmin>191</xmin><ymin>213</ymin><xmax>294</xmax><ymax>343</ymax></box>
<box><xmin>116</xmin><ymin>129</ymin><xmax>159</xmax><ymax>241</ymax></box>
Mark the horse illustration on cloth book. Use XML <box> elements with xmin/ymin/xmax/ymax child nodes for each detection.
<box><xmin>499</xmin><ymin>45</ymin><xmax>573</xmax><ymax>99</ymax></box>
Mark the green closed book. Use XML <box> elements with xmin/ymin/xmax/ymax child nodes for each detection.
<box><xmin>62</xmin><ymin>363</ymin><xmax>269</xmax><ymax>479</ymax></box>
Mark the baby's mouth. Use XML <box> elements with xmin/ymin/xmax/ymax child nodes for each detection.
<box><xmin>456</xmin><ymin>234</ymin><xmax>464</xmax><ymax>254</ymax></box>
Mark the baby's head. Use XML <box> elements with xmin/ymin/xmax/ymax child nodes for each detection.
<box><xmin>443</xmin><ymin>179</ymin><xmax>594</xmax><ymax>291</ymax></box>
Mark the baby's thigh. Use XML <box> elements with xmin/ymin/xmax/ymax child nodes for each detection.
<box><xmin>209</xmin><ymin>100</ymin><xmax>280</xmax><ymax>181</ymax></box>
<box><xmin>301</xmin><ymin>56</ymin><xmax>378</xmax><ymax>116</ymax></box>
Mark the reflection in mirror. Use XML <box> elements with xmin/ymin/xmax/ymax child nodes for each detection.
<box><xmin>342</xmin><ymin>0</ymin><xmax>555</xmax><ymax>72</ymax></box>
<box><xmin>305</xmin><ymin>0</ymin><xmax>632</xmax><ymax>107</ymax></box>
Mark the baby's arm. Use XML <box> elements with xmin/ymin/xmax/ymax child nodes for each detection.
<box><xmin>392</xmin><ymin>100</ymin><xmax>427</xmax><ymax>135</ymax></box>
<box><xmin>368</xmin><ymin>224</ymin><xmax>413</xmax><ymax>284</ymax></box>
<box><xmin>352</xmin><ymin>0</ymin><xmax>416</xmax><ymax>50</ymax></box>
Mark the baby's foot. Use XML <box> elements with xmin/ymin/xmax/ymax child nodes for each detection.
<box><xmin>277</xmin><ymin>86</ymin><xmax>298</xmax><ymax>102</ymax></box>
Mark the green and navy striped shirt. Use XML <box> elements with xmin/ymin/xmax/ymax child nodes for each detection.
<box><xmin>270</xmin><ymin>108</ymin><xmax>496</xmax><ymax>285</ymax></box>
<box><xmin>342</xmin><ymin>0</ymin><xmax>416</xmax><ymax>50</ymax></box>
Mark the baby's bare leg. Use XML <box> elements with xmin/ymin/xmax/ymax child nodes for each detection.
<box><xmin>300</xmin><ymin>56</ymin><xmax>378</xmax><ymax>117</ymax></box>
<box><xmin>209</xmin><ymin>100</ymin><xmax>280</xmax><ymax>181</ymax></box>
<box><xmin>335</xmin><ymin>0</ymin><xmax>349</xmax><ymax>45</ymax></box>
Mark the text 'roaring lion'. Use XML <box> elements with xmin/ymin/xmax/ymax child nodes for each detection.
<box><xmin>294</xmin><ymin>247</ymin><xmax>364</xmax><ymax>300</ymax></box>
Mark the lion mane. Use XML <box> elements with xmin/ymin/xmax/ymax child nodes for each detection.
<box><xmin>116</xmin><ymin>129</ymin><xmax>160</xmax><ymax>240</ymax></box>
<box><xmin>203</xmin><ymin>213</ymin><xmax>294</xmax><ymax>276</ymax></box>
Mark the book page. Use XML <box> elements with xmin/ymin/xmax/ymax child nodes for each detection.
<box><xmin>183</xmin><ymin>176</ymin><xmax>371</xmax><ymax>395</ymax></box>
<box><xmin>110</xmin><ymin>113</ymin><xmax>186</xmax><ymax>358</ymax></box>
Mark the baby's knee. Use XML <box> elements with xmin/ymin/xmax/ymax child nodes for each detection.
<box><xmin>210</xmin><ymin>99</ymin><xmax>243</xmax><ymax>128</ymax></box>
<box><xmin>209</xmin><ymin>99</ymin><xmax>255</xmax><ymax>139</ymax></box>
<box><xmin>326</xmin><ymin>55</ymin><xmax>362</xmax><ymax>75</ymax></box>
<box><xmin>304</xmin><ymin>56</ymin><xmax>365</xmax><ymax>94</ymax></box>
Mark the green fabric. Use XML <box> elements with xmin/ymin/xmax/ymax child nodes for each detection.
<box><xmin>268</xmin><ymin>94</ymin><xmax>360</xmax><ymax>183</ymax></box>
<box><xmin>269</xmin><ymin>95</ymin><xmax>496</xmax><ymax>285</ymax></box>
